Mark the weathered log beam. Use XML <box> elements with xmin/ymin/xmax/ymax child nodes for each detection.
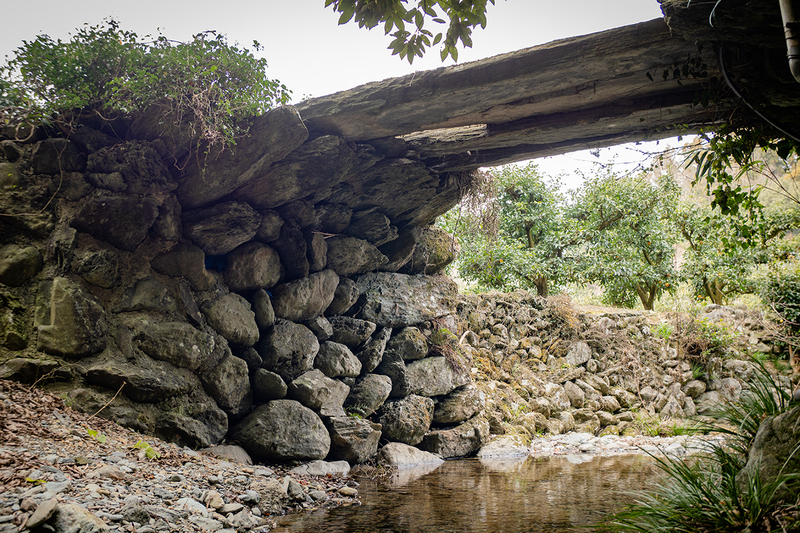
<box><xmin>297</xmin><ymin>18</ymin><xmax>721</xmax><ymax>154</ymax></box>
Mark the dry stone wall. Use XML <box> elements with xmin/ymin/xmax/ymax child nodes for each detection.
<box><xmin>0</xmin><ymin>108</ymin><xmax>481</xmax><ymax>465</ymax></box>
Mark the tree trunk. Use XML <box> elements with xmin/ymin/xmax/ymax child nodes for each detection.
<box><xmin>535</xmin><ymin>276</ymin><xmax>549</xmax><ymax>298</ymax></box>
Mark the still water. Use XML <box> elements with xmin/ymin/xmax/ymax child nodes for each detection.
<box><xmin>273</xmin><ymin>454</ymin><xmax>662</xmax><ymax>533</ymax></box>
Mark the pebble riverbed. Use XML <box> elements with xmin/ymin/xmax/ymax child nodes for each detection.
<box><xmin>0</xmin><ymin>379</ymin><xmax>724</xmax><ymax>533</ymax></box>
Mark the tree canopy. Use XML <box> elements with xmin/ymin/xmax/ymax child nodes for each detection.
<box><xmin>325</xmin><ymin>0</ymin><xmax>495</xmax><ymax>63</ymax></box>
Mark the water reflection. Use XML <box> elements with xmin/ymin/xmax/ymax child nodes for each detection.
<box><xmin>273</xmin><ymin>454</ymin><xmax>662</xmax><ymax>533</ymax></box>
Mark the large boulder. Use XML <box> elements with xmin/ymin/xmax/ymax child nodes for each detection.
<box><xmin>231</xmin><ymin>135</ymin><xmax>355</xmax><ymax>209</ymax></box>
<box><xmin>420</xmin><ymin>416</ymin><xmax>490</xmax><ymax>458</ymax></box>
<box><xmin>433</xmin><ymin>384</ymin><xmax>486</xmax><ymax>425</ymax></box>
<box><xmin>326</xmin><ymin>416</ymin><xmax>382</xmax><ymax>464</ymax></box>
<box><xmin>287</xmin><ymin>369</ymin><xmax>350</xmax><ymax>418</ymax></box>
<box><xmin>271</xmin><ymin>269</ymin><xmax>339</xmax><ymax>321</ymax></box>
<box><xmin>401</xmin><ymin>226</ymin><xmax>458</xmax><ymax>275</ymax></box>
<box><xmin>355</xmin><ymin>272</ymin><xmax>458</xmax><ymax>327</ymax></box>
<box><xmin>314</xmin><ymin>341</ymin><xmax>362</xmax><ymax>378</ymax></box>
<box><xmin>85</xmin><ymin>353</ymin><xmax>200</xmax><ymax>404</ymax></box>
<box><xmin>258</xmin><ymin>319</ymin><xmax>319</xmax><ymax>381</ymax></box>
<box><xmin>374</xmin><ymin>348</ymin><xmax>409</xmax><ymax>398</ymax></box>
<box><xmin>377</xmin><ymin>395</ymin><xmax>434</xmax><ymax>446</ymax></box>
<box><xmin>328</xmin><ymin>316</ymin><xmax>377</xmax><ymax>348</ymax></box>
<box><xmin>405</xmin><ymin>357</ymin><xmax>470</xmax><ymax>397</ymax></box>
<box><xmin>251</xmin><ymin>369</ymin><xmax>288</xmax><ymax>402</ymax></box>
<box><xmin>0</xmin><ymin>245</ymin><xmax>43</xmax><ymax>286</ymax></box>
<box><xmin>150</xmin><ymin>243</ymin><xmax>215</xmax><ymax>291</ymax></box>
<box><xmin>355</xmin><ymin>326</ymin><xmax>391</xmax><ymax>373</ymax></box>
<box><xmin>378</xmin><ymin>442</ymin><xmax>444</xmax><ymax>468</ymax></box>
<box><xmin>35</xmin><ymin>277</ymin><xmax>107</xmax><ymax>358</ymax></box>
<box><xmin>223</xmin><ymin>242</ymin><xmax>283</xmax><ymax>292</ymax></box>
<box><xmin>326</xmin><ymin>236</ymin><xmax>388</xmax><ymax>277</ymax></box>
<box><xmin>72</xmin><ymin>191</ymin><xmax>160</xmax><ymax>252</ymax></box>
<box><xmin>344</xmin><ymin>374</ymin><xmax>392</xmax><ymax>416</ymax></box>
<box><xmin>385</xmin><ymin>327</ymin><xmax>428</xmax><ymax>361</ymax></box>
<box><xmin>183</xmin><ymin>201</ymin><xmax>261</xmax><ymax>255</ymax></box>
<box><xmin>201</xmin><ymin>293</ymin><xmax>259</xmax><ymax>347</ymax></box>
<box><xmin>176</xmin><ymin>106</ymin><xmax>309</xmax><ymax>208</ymax></box>
<box><xmin>324</xmin><ymin>277</ymin><xmax>360</xmax><ymax>316</ymax></box>
<box><xmin>85</xmin><ymin>140</ymin><xmax>175</xmax><ymax>195</ymax></box>
<box><xmin>125</xmin><ymin>316</ymin><xmax>223</xmax><ymax>373</ymax></box>
<box><xmin>202</xmin><ymin>355</ymin><xmax>253</xmax><ymax>419</ymax></box>
<box><xmin>736</xmin><ymin>404</ymin><xmax>800</xmax><ymax>500</ymax></box>
<box><xmin>344</xmin><ymin>209</ymin><xmax>398</xmax><ymax>247</ymax></box>
<box><xmin>231</xmin><ymin>400</ymin><xmax>330</xmax><ymax>461</ymax></box>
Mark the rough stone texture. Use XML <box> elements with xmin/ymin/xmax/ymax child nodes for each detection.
<box><xmin>231</xmin><ymin>400</ymin><xmax>330</xmax><ymax>461</ymax></box>
<box><xmin>176</xmin><ymin>106</ymin><xmax>309</xmax><ymax>208</ymax></box>
<box><xmin>202</xmin><ymin>355</ymin><xmax>252</xmax><ymax>419</ymax></box>
<box><xmin>328</xmin><ymin>316</ymin><xmax>377</xmax><ymax>348</ymax></box>
<box><xmin>116</xmin><ymin>278</ymin><xmax>171</xmax><ymax>316</ymax></box>
<box><xmin>344</xmin><ymin>373</ymin><xmax>392</xmax><ymax>416</ymax></box>
<box><xmin>385</xmin><ymin>327</ymin><xmax>428</xmax><ymax>361</ymax></box>
<box><xmin>377</xmin><ymin>394</ymin><xmax>434</xmax><ymax>446</ymax></box>
<box><xmin>231</xmin><ymin>135</ymin><xmax>355</xmax><ymax>209</ymax></box>
<box><xmin>271</xmin><ymin>269</ymin><xmax>339</xmax><ymax>321</ymax></box>
<box><xmin>78</xmin><ymin>250</ymin><xmax>119</xmax><ymax>289</ymax></box>
<box><xmin>223</xmin><ymin>242</ymin><xmax>283</xmax><ymax>292</ymax></box>
<box><xmin>85</xmin><ymin>140</ymin><xmax>175</xmax><ymax>195</ymax></box>
<box><xmin>401</xmin><ymin>226</ymin><xmax>458</xmax><ymax>275</ymax></box>
<box><xmin>183</xmin><ymin>201</ymin><xmax>261</xmax><ymax>255</ymax></box>
<box><xmin>305</xmin><ymin>232</ymin><xmax>327</xmax><ymax>274</ymax></box>
<box><xmin>304</xmin><ymin>316</ymin><xmax>333</xmax><ymax>341</ymax></box>
<box><xmin>565</xmin><ymin>341</ymin><xmax>592</xmax><ymax>367</ymax></box>
<box><xmin>378</xmin><ymin>226</ymin><xmax>421</xmax><ymax>272</ymax></box>
<box><xmin>326</xmin><ymin>236</ymin><xmax>389</xmax><ymax>277</ymax></box>
<box><xmin>51</xmin><ymin>502</ymin><xmax>110</xmax><ymax>533</ymax></box>
<box><xmin>564</xmin><ymin>381</ymin><xmax>585</xmax><ymax>408</ymax></box>
<box><xmin>326</xmin><ymin>417</ymin><xmax>382</xmax><ymax>464</ymax></box>
<box><xmin>345</xmin><ymin>210</ymin><xmax>398</xmax><ymax>247</ymax></box>
<box><xmin>32</xmin><ymin>139</ymin><xmax>86</xmax><ymax>174</ymax></box>
<box><xmin>86</xmin><ymin>353</ymin><xmax>200</xmax><ymax>403</ymax></box>
<box><xmin>150</xmin><ymin>243</ymin><xmax>215</xmax><ymax>291</ymax></box>
<box><xmin>0</xmin><ymin>245</ymin><xmax>43</xmax><ymax>286</ymax></box>
<box><xmin>433</xmin><ymin>384</ymin><xmax>486</xmax><ymax>425</ymax></box>
<box><xmin>324</xmin><ymin>277</ymin><xmax>359</xmax><ymax>316</ymax></box>
<box><xmin>737</xmin><ymin>405</ymin><xmax>800</xmax><ymax>500</ymax></box>
<box><xmin>201</xmin><ymin>293</ymin><xmax>259</xmax><ymax>347</ymax></box>
<box><xmin>35</xmin><ymin>277</ymin><xmax>107</xmax><ymax>358</ymax></box>
<box><xmin>251</xmin><ymin>368</ymin><xmax>288</xmax><ymax>402</ymax></box>
<box><xmin>378</xmin><ymin>442</ymin><xmax>444</xmax><ymax>468</ymax></box>
<box><xmin>405</xmin><ymin>357</ymin><xmax>470</xmax><ymax>397</ymax></box>
<box><xmin>72</xmin><ymin>191</ymin><xmax>160</xmax><ymax>252</ymax></box>
<box><xmin>374</xmin><ymin>348</ymin><xmax>409</xmax><ymax>398</ymax></box>
<box><xmin>125</xmin><ymin>316</ymin><xmax>222</xmax><ymax>372</ymax></box>
<box><xmin>287</xmin><ymin>369</ymin><xmax>350</xmax><ymax>418</ymax></box>
<box><xmin>152</xmin><ymin>194</ymin><xmax>182</xmax><ymax>241</ymax></box>
<box><xmin>270</xmin><ymin>219</ymin><xmax>309</xmax><ymax>281</ymax></box>
<box><xmin>355</xmin><ymin>272</ymin><xmax>458</xmax><ymax>327</ymax></box>
<box><xmin>258</xmin><ymin>319</ymin><xmax>319</xmax><ymax>382</ymax></box>
<box><xmin>314</xmin><ymin>341</ymin><xmax>362</xmax><ymax>378</ymax></box>
<box><xmin>420</xmin><ymin>416</ymin><xmax>490</xmax><ymax>458</ymax></box>
<box><xmin>251</xmin><ymin>289</ymin><xmax>275</xmax><ymax>330</ymax></box>
<box><xmin>356</xmin><ymin>326</ymin><xmax>391</xmax><ymax>373</ymax></box>
<box><xmin>256</xmin><ymin>209</ymin><xmax>284</xmax><ymax>243</ymax></box>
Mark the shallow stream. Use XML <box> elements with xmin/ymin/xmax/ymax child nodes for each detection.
<box><xmin>273</xmin><ymin>453</ymin><xmax>663</xmax><ymax>532</ymax></box>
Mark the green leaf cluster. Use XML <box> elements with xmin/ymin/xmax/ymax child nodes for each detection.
<box><xmin>0</xmin><ymin>19</ymin><xmax>291</xmax><ymax>149</ymax></box>
<box><xmin>326</xmin><ymin>0</ymin><xmax>494</xmax><ymax>63</ymax></box>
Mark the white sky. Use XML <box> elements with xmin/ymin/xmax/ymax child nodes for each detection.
<box><xmin>0</xmin><ymin>0</ymin><xmax>678</xmax><ymax>182</ymax></box>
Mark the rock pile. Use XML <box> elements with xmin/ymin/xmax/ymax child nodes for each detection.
<box><xmin>0</xmin><ymin>118</ymin><xmax>484</xmax><ymax>466</ymax></box>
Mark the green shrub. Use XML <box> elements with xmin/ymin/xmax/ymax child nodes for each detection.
<box><xmin>760</xmin><ymin>260</ymin><xmax>800</xmax><ymax>358</ymax></box>
<box><xmin>1</xmin><ymin>19</ymin><xmax>291</xmax><ymax>150</ymax></box>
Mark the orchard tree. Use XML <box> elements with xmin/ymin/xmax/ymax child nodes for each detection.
<box><xmin>442</xmin><ymin>163</ymin><xmax>573</xmax><ymax>296</ymax></box>
<box><xmin>325</xmin><ymin>0</ymin><xmax>496</xmax><ymax>63</ymax></box>
<box><xmin>573</xmin><ymin>171</ymin><xmax>680</xmax><ymax>310</ymax></box>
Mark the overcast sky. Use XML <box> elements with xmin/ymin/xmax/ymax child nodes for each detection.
<box><xmin>0</xmin><ymin>0</ymin><xmax>674</xmax><ymax>180</ymax></box>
